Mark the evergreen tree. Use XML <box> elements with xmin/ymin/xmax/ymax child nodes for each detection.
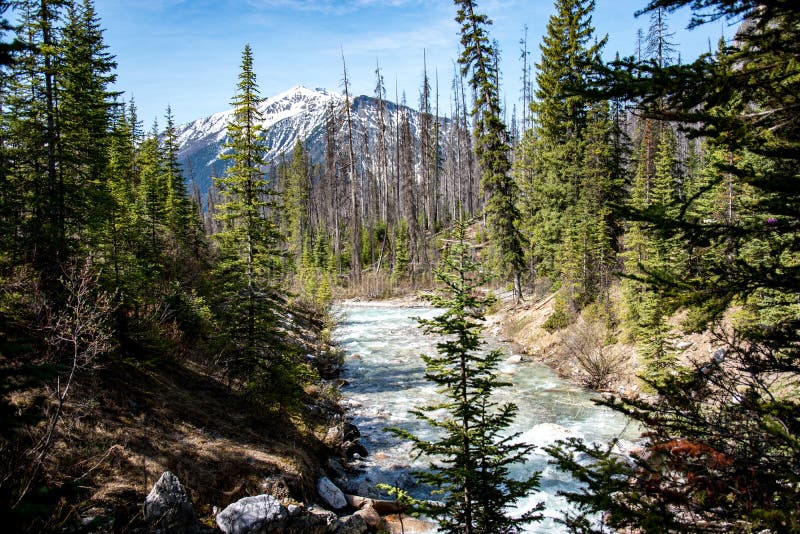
<box><xmin>284</xmin><ymin>139</ymin><xmax>310</xmax><ymax>261</ymax></box>
<box><xmin>515</xmin><ymin>0</ymin><xmax>610</xmax><ymax>304</ymax></box>
<box><xmin>137</xmin><ymin>124</ymin><xmax>165</xmax><ymax>255</ymax></box>
<box><xmin>58</xmin><ymin>0</ymin><xmax>117</xmax><ymax>254</ymax></box>
<box><xmin>549</xmin><ymin>2</ymin><xmax>800</xmax><ymax>530</ymax></box>
<box><xmin>388</xmin><ymin>217</ymin><xmax>541</xmax><ymax>533</ymax></box>
<box><xmin>392</xmin><ymin>218</ymin><xmax>410</xmax><ymax>281</ymax></box>
<box><xmin>3</xmin><ymin>0</ymin><xmax>66</xmax><ymax>282</ymax></box>
<box><xmin>212</xmin><ymin>45</ymin><xmax>287</xmax><ymax>390</ymax></box>
<box><xmin>454</xmin><ymin>0</ymin><xmax>526</xmax><ymax>301</ymax></box>
<box><xmin>106</xmin><ymin>104</ymin><xmax>145</xmax><ymax>310</ymax></box>
<box><xmin>0</xmin><ymin>1</ymin><xmax>23</xmax><ymax>67</ymax></box>
<box><xmin>161</xmin><ymin>105</ymin><xmax>191</xmax><ymax>238</ymax></box>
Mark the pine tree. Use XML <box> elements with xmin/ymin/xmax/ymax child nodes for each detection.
<box><xmin>3</xmin><ymin>0</ymin><xmax>67</xmax><ymax>284</ymax></box>
<box><xmin>388</xmin><ymin>217</ymin><xmax>541</xmax><ymax>533</ymax></box>
<box><xmin>58</xmin><ymin>0</ymin><xmax>118</xmax><ymax>254</ymax></box>
<box><xmin>137</xmin><ymin>123</ymin><xmax>165</xmax><ymax>254</ymax></box>
<box><xmin>106</xmin><ymin>103</ymin><xmax>145</xmax><ymax>309</ymax></box>
<box><xmin>284</xmin><ymin>139</ymin><xmax>310</xmax><ymax>262</ymax></box>
<box><xmin>515</xmin><ymin>0</ymin><xmax>608</xmax><ymax>301</ymax></box>
<box><xmin>549</xmin><ymin>2</ymin><xmax>800</xmax><ymax>530</ymax></box>
<box><xmin>0</xmin><ymin>1</ymin><xmax>23</xmax><ymax>67</ymax></box>
<box><xmin>212</xmin><ymin>44</ymin><xmax>286</xmax><ymax>387</ymax></box>
<box><xmin>454</xmin><ymin>0</ymin><xmax>526</xmax><ymax>301</ymax></box>
<box><xmin>392</xmin><ymin>218</ymin><xmax>410</xmax><ymax>282</ymax></box>
<box><xmin>161</xmin><ymin>105</ymin><xmax>191</xmax><ymax>238</ymax></box>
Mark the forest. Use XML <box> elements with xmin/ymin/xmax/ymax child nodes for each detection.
<box><xmin>0</xmin><ymin>0</ymin><xmax>798</xmax><ymax>532</ymax></box>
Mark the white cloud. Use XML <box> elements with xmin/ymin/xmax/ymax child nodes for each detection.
<box><xmin>345</xmin><ymin>19</ymin><xmax>456</xmax><ymax>55</ymax></box>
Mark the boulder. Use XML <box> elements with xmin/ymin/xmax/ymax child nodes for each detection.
<box><xmin>216</xmin><ymin>494</ymin><xmax>288</xmax><ymax>533</ymax></box>
<box><xmin>335</xmin><ymin>513</ymin><xmax>369</xmax><ymax>534</ymax></box>
<box><xmin>345</xmin><ymin>494</ymin><xmax>405</xmax><ymax>516</ymax></box>
<box><xmin>354</xmin><ymin>503</ymin><xmax>387</xmax><ymax>531</ymax></box>
<box><xmin>143</xmin><ymin>471</ymin><xmax>198</xmax><ymax>533</ymax></box>
<box><xmin>384</xmin><ymin>514</ymin><xmax>437</xmax><ymax>533</ymax></box>
<box><xmin>675</xmin><ymin>340</ymin><xmax>693</xmax><ymax>350</ymax></box>
<box><xmin>317</xmin><ymin>476</ymin><xmax>347</xmax><ymax>510</ymax></box>
<box><xmin>284</xmin><ymin>505</ymin><xmax>338</xmax><ymax>533</ymax></box>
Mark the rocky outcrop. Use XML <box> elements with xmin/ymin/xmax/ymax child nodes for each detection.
<box><xmin>213</xmin><ymin>495</ymin><xmax>382</xmax><ymax>534</ymax></box>
<box><xmin>344</xmin><ymin>496</ymin><xmax>388</xmax><ymax>532</ymax></box>
<box><xmin>283</xmin><ymin>505</ymin><xmax>338</xmax><ymax>533</ymax></box>
<box><xmin>143</xmin><ymin>471</ymin><xmax>198</xmax><ymax>533</ymax></box>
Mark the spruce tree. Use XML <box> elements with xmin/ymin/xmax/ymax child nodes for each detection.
<box><xmin>392</xmin><ymin>218</ymin><xmax>410</xmax><ymax>282</ymax></box>
<box><xmin>106</xmin><ymin>104</ymin><xmax>144</xmax><ymax>305</ymax></box>
<box><xmin>454</xmin><ymin>0</ymin><xmax>526</xmax><ymax>301</ymax></box>
<box><xmin>284</xmin><ymin>139</ymin><xmax>310</xmax><ymax>262</ymax></box>
<box><xmin>0</xmin><ymin>1</ymin><xmax>23</xmax><ymax>67</ymax></box>
<box><xmin>388</xmin><ymin>217</ymin><xmax>541</xmax><ymax>533</ymax></box>
<box><xmin>515</xmin><ymin>0</ymin><xmax>611</xmax><ymax>305</ymax></box>
<box><xmin>161</xmin><ymin>105</ymin><xmax>191</xmax><ymax>238</ymax></box>
<box><xmin>58</xmin><ymin>0</ymin><xmax>117</xmax><ymax>253</ymax></box>
<box><xmin>137</xmin><ymin>124</ymin><xmax>165</xmax><ymax>255</ymax></box>
<box><xmin>212</xmin><ymin>44</ymin><xmax>286</xmax><ymax>390</ymax></box>
<box><xmin>549</xmin><ymin>2</ymin><xmax>800</xmax><ymax>530</ymax></box>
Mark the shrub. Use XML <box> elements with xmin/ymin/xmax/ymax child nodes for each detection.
<box><xmin>563</xmin><ymin>317</ymin><xmax>627</xmax><ymax>390</ymax></box>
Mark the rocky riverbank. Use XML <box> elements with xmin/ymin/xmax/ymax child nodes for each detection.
<box><xmin>135</xmin><ymin>378</ymin><xmax>429</xmax><ymax>534</ymax></box>
<box><xmin>485</xmin><ymin>288</ymin><xmax>727</xmax><ymax>396</ymax></box>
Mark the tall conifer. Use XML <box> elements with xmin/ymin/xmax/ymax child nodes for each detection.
<box><xmin>389</xmin><ymin>217</ymin><xmax>541</xmax><ymax>533</ymax></box>
<box><xmin>213</xmin><ymin>45</ymin><xmax>286</xmax><ymax>387</ymax></box>
<box><xmin>515</xmin><ymin>0</ymin><xmax>609</xmax><ymax>303</ymax></box>
<box><xmin>454</xmin><ymin>0</ymin><xmax>526</xmax><ymax>300</ymax></box>
<box><xmin>549</xmin><ymin>2</ymin><xmax>800</xmax><ymax>530</ymax></box>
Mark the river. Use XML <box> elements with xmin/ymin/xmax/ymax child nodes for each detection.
<box><xmin>333</xmin><ymin>301</ymin><xmax>636</xmax><ymax>532</ymax></box>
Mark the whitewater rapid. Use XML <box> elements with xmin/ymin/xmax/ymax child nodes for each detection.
<box><xmin>333</xmin><ymin>302</ymin><xmax>636</xmax><ymax>533</ymax></box>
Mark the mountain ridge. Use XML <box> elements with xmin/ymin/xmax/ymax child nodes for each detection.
<box><xmin>175</xmin><ymin>85</ymin><xmax>422</xmax><ymax>196</ymax></box>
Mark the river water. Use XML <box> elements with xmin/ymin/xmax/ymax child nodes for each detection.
<box><xmin>333</xmin><ymin>302</ymin><xmax>636</xmax><ymax>532</ymax></box>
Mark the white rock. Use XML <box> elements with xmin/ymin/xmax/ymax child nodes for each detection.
<box><xmin>675</xmin><ymin>341</ymin><xmax>693</xmax><ymax>350</ymax></box>
<box><xmin>505</xmin><ymin>354</ymin><xmax>523</xmax><ymax>364</ymax></box>
<box><xmin>143</xmin><ymin>471</ymin><xmax>198</xmax><ymax>533</ymax></box>
<box><xmin>317</xmin><ymin>476</ymin><xmax>347</xmax><ymax>510</ymax></box>
<box><xmin>216</xmin><ymin>494</ymin><xmax>288</xmax><ymax>533</ymax></box>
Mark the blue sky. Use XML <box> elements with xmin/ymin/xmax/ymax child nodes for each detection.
<box><xmin>94</xmin><ymin>0</ymin><xmax>731</xmax><ymax>127</ymax></box>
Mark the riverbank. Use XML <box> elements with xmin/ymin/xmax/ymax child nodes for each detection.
<box><xmin>485</xmin><ymin>288</ymin><xmax>725</xmax><ymax>396</ymax></box>
<box><xmin>1</xmin><ymin>298</ymin><xmax>381</xmax><ymax>532</ymax></box>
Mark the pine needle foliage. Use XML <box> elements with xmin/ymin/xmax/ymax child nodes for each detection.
<box><xmin>212</xmin><ymin>44</ymin><xmax>288</xmax><ymax>390</ymax></box>
<box><xmin>549</xmin><ymin>2</ymin><xmax>800</xmax><ymax>531</ymax></box>
<box><xmin>388</xmin><ymin>217</ymin><xmax>542</xmax><ymax>534</ymax></box>
<box><xmin>454</xmin><ymin>0</ymin><xmax>526</xmax><ymax>301</ymax></box>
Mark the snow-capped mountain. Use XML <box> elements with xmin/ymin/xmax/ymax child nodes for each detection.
<box><xmin>175</xmin><ymin>85</ymin><xmax>422</xmax><ymax>195</ymax></box>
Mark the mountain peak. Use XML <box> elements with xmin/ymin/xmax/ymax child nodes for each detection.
<box><xmin>175</xmin><ymin>86</ymin><xmax>422</xmax><ymax>195</ymax></box>
<box><xmin>270</xmin><ymin>85</ymin><xmax>338</xmax><ymax>101</ymax></box>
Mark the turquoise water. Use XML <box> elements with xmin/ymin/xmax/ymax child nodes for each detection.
<box><xmin>333</xmin><ymin>302</ymin><xmax>636</xmax><ymax>532</ymax></box>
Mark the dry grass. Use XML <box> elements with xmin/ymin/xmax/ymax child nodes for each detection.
<box><xmin>487</xmin><ymin>284</ymin><xmax>734</xmax><ymax>395</ymax></box>
<box><xmin>487</xmin><ymin>289</ymin><xmax>640</xmax><ymax>393</ymax></box>
<box><xmin>5</xmin><ymin>356</ymin><xmax>337</xmax><ymax>530</ymax></box>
